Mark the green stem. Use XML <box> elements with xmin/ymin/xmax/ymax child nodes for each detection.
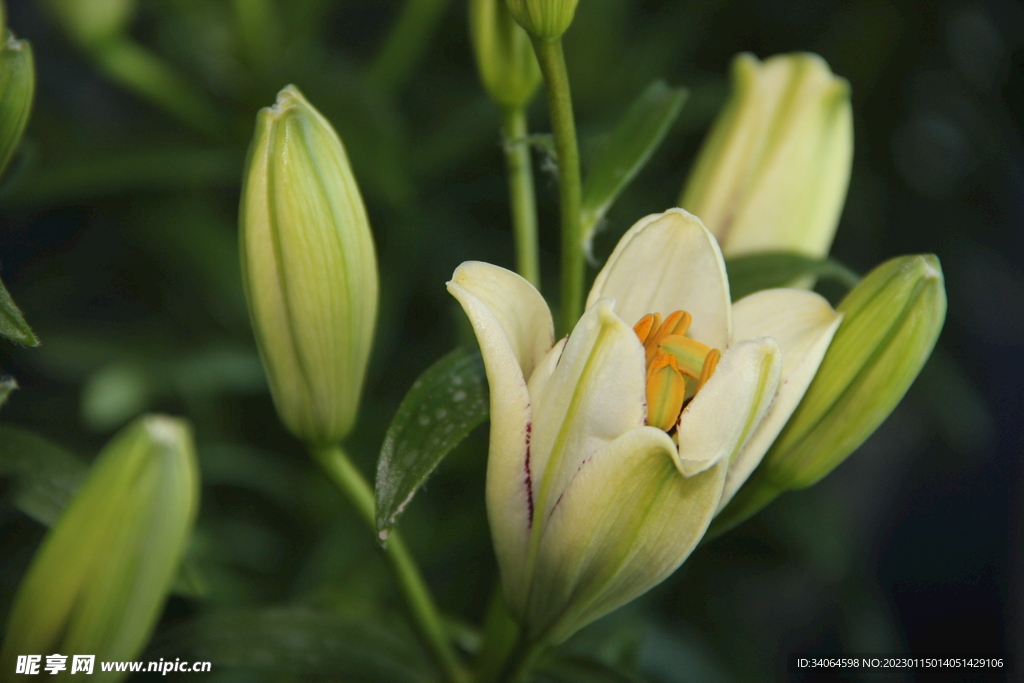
<box><xmin>532</xmin><ymin>37</ymin><xmax>583</xmax><ymax>336</ymax></box>
<box><xmin>369</xmin><ymin>0</ymin><xmax>452</xmax><ymax>94</ymax></box>
<box><xmin>474</xmin><ymin>582</ymin><xmax>521</xmax><ymax>683</ymax></box>
<box><xmin>312</xmin><ymin>445</ymin><xmax>469</xmax><ymax>683</ymax></box>
<box><xmin>501</xmin><ymin>106</ymin><xmax>541</xmax><ymax>288</ymax></box>
<box><xmin>496</xmin><ymin>632</ymin><xmax>546</xmax><ymax>683</ymax></box>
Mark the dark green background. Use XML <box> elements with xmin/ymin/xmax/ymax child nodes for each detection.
<box><xmin>0</xmin><ymin>0</ymin><xmax>1021</xmax><ymax>680</ymax></box>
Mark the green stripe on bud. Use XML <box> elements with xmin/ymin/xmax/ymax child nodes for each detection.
<box><xmin>505</xmin><ymin>0</ymin><xmax>579</xmax><ymax>40</ymax></box>
<box><xmin>0</xmin><ymin>415</ymin><xmax>199</xmax><ymax>682</ymax></box>
<box><xmin>471</xmin><ymin>0</ymin><xmax>541</xmax><ymax>108</ymax></box>
<box><xmin>0</xmin><ymin>27</ymin><xmax>34</xmax><ymax>177</ymax></box>
<box><xmin>240</xmin><ymin>85</ymin><xmax>378</xmax><ymax>445</ymax></box>
<box><xmin>680</xmin><ymin>53</ymin><xmax>852</xmax><ymax>260</ymax></box>
<box><xmin>712</xmin><ymin>255</ymin><xmax>946</xmax><ymax>535</ymax></box>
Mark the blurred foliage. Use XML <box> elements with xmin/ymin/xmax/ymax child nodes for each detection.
<box><xmin>0</xmin><ymin>0</ymin><xmax>1020</xmax><ymax>681</ymax></box>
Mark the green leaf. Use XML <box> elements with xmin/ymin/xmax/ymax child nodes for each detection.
<box><xmin>375</xmin><ymin>347</ymin><xmax>488</xmax><ymax>540</ymax></box>
<box><xmin>581</xmin><ymin>81</ymin><xmax>687</xmax><ymax>253</ymax></box>
<box><xmin>159</xmin><ymin>607</ymin><xmax>436</xmax><ymax>683</ymax></box>
<box><xmin>0</xmin><ymin>274</ymin><xmax>38</xmax><ymax>345</ymax></box>
<box><xmin>0</xmin><ymin>424</ymin><xmax>87</xmax><ymax>526</ymax></box>
<box><xmin>537</xmin><ymin>657</ymin><xmax>646</xmax><ymax>683</ymax></box>
<box><xmin>725</xmin><ymin>251</ymin><xmax>861</xmax><ymax>301</ymax></box>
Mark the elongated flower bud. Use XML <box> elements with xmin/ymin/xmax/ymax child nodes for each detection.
<box><xmin>43</xmin><ymin>0</ymin><xmax>136</xmax><ymax>47</ymax></box>
<box><xmin>0</xmin><ymin>28</ymin><xmax>34</xmax><ymax>177</ymax></box>
<box><xmin>505</xmin><ymin>0</ymin><xmax>579</xmax><ymax>40</ymax></box>
<box><xmin>713</xmin><ymin>255</ymin><xmax>946</xmax><ymax>533</ymax></box>
<box><xmin>240</xmin><ymin>85</ymin><xmax>378</xmax><ymax>445</ymax></box>
<box><xmin>471</xmin><ymin>0</ymin><xmax>541</xmax><ymax>108</ymax></box>
<box><xmin>680</xmin><ymin>53</ymin><xmax>852</xmax><ymax>259</ymax></box>
<box><xmin>0</xmin><ymin>415</ymin><xmax>199</xmax><ymax>683</ymax></box>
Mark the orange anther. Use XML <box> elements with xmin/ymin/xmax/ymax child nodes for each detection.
<box><xmin>633</xmin><ymin>314</ymin><xmax>657</xmax><ymax>345</ymax></box>
<box><xmin>645</xmin><ymin>352</ymin><xmax>687</xmax><ymax>432</ymax></box>
<box><xmin>671</xmin><ymin>311</ymin><xmax>692</xmax><ymax>336</ymax></box>
<box><xmin>697</xmin><ymin>348</ymin><xmax>721</xmax><ymax>392</ymax></box>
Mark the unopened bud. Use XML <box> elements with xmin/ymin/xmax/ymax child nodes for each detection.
<box><xmin>712</xmin><ymin>255</ymin><xmax>946</xmax><ymax>535</ymax></box>
<box><xmin>0</xmin><ymin>415</ymin><xmax>199</xmax><ymax>679</ymax></box>
<box><xmin>240</xmin><ymin>85</ymin><xmax>378</xmax><ymax>445</ymax></box>
<box><xmin>680</xmin><ymin>53</ymin><xmax>852</xmax><ymax>259</ymax></box>
<box><xmin>471</xmin><ymin>0</ymin><xmax>541</xmax><ymax>108</ymax></box>
<box><xmin>0</xmin><ymin>28</ymin><xmax>34</xmax><ymax>176</ymax></box>
<box><xmin>44</xmin><ymin>0</ymin><xmax>137</xmax><ymax>47</ymax></box>
<box><xmin>505</xmin><ymin>0</ymin><xmax>579</xmax><ymax>40</ymax></box>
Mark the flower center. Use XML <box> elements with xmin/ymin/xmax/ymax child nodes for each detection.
<box><xmin>634</xmin><ymin>311</ymin><xmax>721</xmax><ymax>432</ymax></box>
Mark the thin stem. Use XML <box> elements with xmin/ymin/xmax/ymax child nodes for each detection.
<box><xmin>370</xmin><ymin>0</ymin><xmax>452</xmax><ymax>94</ymax></box>
<box><xmin>312</xmin><ymin>445</ymin><xmax>469</xmax><ymax>683</ymax></box>
<box><xmin>531</xmin><ymin>37</ymin><xmax>583</xmax><ymax>336</ymax></box>
<box><xmin>501</xmin><ymin>106</ymin><xmax>541</xmax><ymax>288</ymax></box>
<box><xmin>496</xmin><ymin>631</ymin><xmax>546</xmax><ymax>683</ymax></box>
<box><xmin>474</xmin><ymin>582</ymin><xmax>521</xmax><ymax>683</ymax></box>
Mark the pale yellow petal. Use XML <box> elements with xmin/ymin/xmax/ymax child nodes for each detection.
<box><xmin>674</xmin><ymin>337</ymin><xmax>781</xmax><ymax>477</ymax></box>
<box><xmin>718</xmin><ymin>289</ymin><xmax>842</xmax><ymax>510</ymax></box>
<box><xmin>526</xmin><ymin>426</ymin><xmax>725</xmax><ymax>643</ymax></box>
<box><xmin>447</xmin><ymin>261</ymin><xmax>554</xmax><ymax>607</ymax></box>
<box><xmin>586</xmin><ymin>209</ymin><xmax>731</xmax><ymax>350</ymax></box>
<box><xmin>527</xmin><ymin>300</ymin><xmax>647</xmax><ymax>544</ymax></box>
<box><xmin>449</xmin><ymin>261</ymin><xmax>554</xmax><ymax>378</ymax></box>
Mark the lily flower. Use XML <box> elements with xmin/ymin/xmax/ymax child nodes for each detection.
<box><xmin>448</xmin><ymin>208</ymin><xmax>842</xmax><ymax>644</ymax></box>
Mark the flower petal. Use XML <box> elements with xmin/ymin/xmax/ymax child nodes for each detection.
<box><xmin>447</xmin><ymin>261</ymin><xmax>555</xmax><ymax>606</ymax></box>
<box><xmin>718</xmin><ymin>289</ymin><xmax>842</xmax><ymax>510</ymax></box>
<box><xmin>674</xmin><ymin>337</ymin><xmax>781</xmax><ymax>477</ymax></box>
<box><xmin>527</xmin><ymin>300</ymin><xmax>647</xmax><ymax>540</ymax></box>
<box><xmin>586</xmin><ymin>209</ymin><xmax>731</xmax><ymax>350</ymax></box>
<box><xmin>448</xmin><ymin>262</ymin><xmax>555</xmax><ymax>378</ymax></box>
<box><xmin>526</xmin><ymin>426</ymin><xmax>726</xmax><ymax>643</ymax></box>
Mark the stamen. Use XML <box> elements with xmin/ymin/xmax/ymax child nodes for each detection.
<box><xmin>697</xmin><ymin>348</ymin><xmax>721</xmax><ymax>391</ymax></box>
<box><xmin>671</xmin><ymin>311</ymin><xmax>692</xmax><ymax>336</ymax></box>
<box><xmin>635</xmin><ymin>309</ymin><xmax>721</xmax><ymax>434</ymax></box>
<box><xmin>644</xmin><ymin>311</ymin><xmax>683</xmax><ymax>364</ymax></box>
<box><xmin>658</xmin><ymin>334</ymin><xmax>711</xmax><ymax>379</ymax></box>
<box><xmin>633</xmin><ymin>314</ymin><xmax>658</xmax><ymax>345</ymax></box>
<box><xmin>645</xmin><ymin>352</ymin><xmax>687</xmax><ymax>432</ymax></box>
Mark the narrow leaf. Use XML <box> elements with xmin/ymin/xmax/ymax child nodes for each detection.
<box><xmin>158</xmin><ymin>607</ymin><xmax>435</xmax><ymax>683</ymax></box>
<box><xmin>726</xmin><ymin>251</ymin><xmax>861</xmax><ymax>301</ymax></box>
<box><xmin>0</xmin><ymin>274</ymin><xmax>38</xmax><ymax>345</ymax></box>
<box><xmin>581</xmin><ymin>81</ymin><xmax>687</xmax><ymax>253</ymax></box>
<box><xmin>0</xmin><ymin>375</ymin><xmax>16</xmax><ymax>411</ymax></box>
<box><xmin>375</xmin><ymin>347</ymin><xmax>488</xmax><ymax>539</ymax></box>
<box><xmin>0</xmin><ymin>424</ymin><xmax>87</xmax><ymax>526</ymax></box>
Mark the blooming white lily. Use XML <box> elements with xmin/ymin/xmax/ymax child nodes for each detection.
<box><xmin>448</xmin><ymin>208</ymin><xmax>842</xmax><ymax>644</ymax></box>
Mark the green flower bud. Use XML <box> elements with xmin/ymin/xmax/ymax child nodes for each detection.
<box><xmin>240</xmin><ymin>85</ymin><xmax>378</xmax><ymax>445</ymax></box>
<box><xmin>0</xmin><ymin>28</ymin><xmax>34</xmax><ymax>177</ymax></box>
<box><xmin>680</xmin><ymin>53</ymin><xmax>852</xmax><ymax>259</ymax></box>
<box><xmin>505</xmin><ymin>0</ymin><xmax>579</xmax><ymax>40</ymax></box>
<box><xmin>471</xmin><ymin>0</ymin><xmax>541</xmax><ymax>108</ymax></box>
<box><xmin>0</xmin><ymin>415</ymin><xmax>199</xmax><ymax>682</ymax></box>
<box><xmin>712</xmin><ymin>255</ymin><xmax>946</xmax><ymax>534</ymax></box>
<box><xmin>43</xmin><ymin>0</ymin><xmax>136</xmax><ymax>47</ymax></box>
